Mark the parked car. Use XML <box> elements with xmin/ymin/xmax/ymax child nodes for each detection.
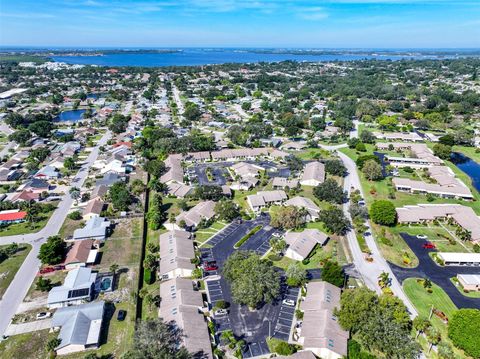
<box><xmin>417</xmin><ymin>234</ymin><xmax>428</xmax><ymax>240</ymax></box>
<box><xmin>117</xmin><ymin>310</ymin><xmax>126</xmax><ymax>321</ymax></box>
<box><xmin>203</xmin><ymin>261</ymin><xmax>218</xmax><ymax>271</ymax></box>
<box><xmin>272</xmin><ymin>232</ymin><xmax>282</xmax><ymax>238</ymax></box>
<box><xmin>53</xmin><ymin>265</ymin><xmax>65</xmax><ymax>271</ymax></box>
<box><xmin>422</xmin><ymin>242</ymin><xmax>436</xmax><ymax>249</ymax></box>
<box><xmin>36</xmin><ymin>312</ymin><xmax>52</xmax><ymax>320</ymax></box>
<box><xmin>282</xmin><ymin>299</ymin><xmax>296</xmax><ymax>306</ymax></box>
<box><xmin>358</xmin><ymin>200</ymin><xmax>366</xmax><ymax>206</ymax></box>
<box><xmin>214</xmin><ymin>309</ymin><xmax>228</xmax><ymax>317</ymax></box>
<box><xmin>39</xmin><ymin>267</ymin><xmax>55</xmax><ymax>275</ymax></box>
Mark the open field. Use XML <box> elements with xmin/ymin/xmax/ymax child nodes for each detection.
<box><xmin>0</xmin><ymin>244</ymin><xmax>31</xmax><ymax>299</ymax></box>
<box><xmin>403</xmin><ymin>278</ymin><xmax>466</xmax><ymax>358</ymax></box>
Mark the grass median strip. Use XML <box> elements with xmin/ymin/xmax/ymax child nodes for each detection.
<box><xmin>234</xmin><ymin>225</ymin><xmax>262</xmax><ymax>249</ymax></box>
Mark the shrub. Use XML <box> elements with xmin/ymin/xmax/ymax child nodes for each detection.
<box><xmin>267</xmin><ymin>338</ymin><xmax>297</xmax><ymax>356</ymax></box>
<box><xmin>67</xmin><ymin>211</ymin><xmax>82</xmax><ymax>220</ymax></box>
<box><xmin>144</xmin><ymin>268</ymin><xmax>154</xmax><ymax>284</ymax></box>
<box><xmin>370</xmin><ymin>200</ymin><xmax>397</xmax><ymax>226</ymax></box>
<box><xmin>448</xmin><ymin>309</ymin><xmax>480</xmax><ymax>358</ymax></box>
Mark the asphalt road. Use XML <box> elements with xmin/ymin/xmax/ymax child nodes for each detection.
<box><xmin>321</xmin><ymin>140</ymin><xmax>418</xmax><ymax>317</ymax></box>
<box><xmin>389</xmin><ymin>233</ymin><xmax>480</xmax><ymax>309</ymax></box>
<box><xmin>0</xmin><ymin>131</ymin><xmax>111</xmax><ymax>337</ymax></box>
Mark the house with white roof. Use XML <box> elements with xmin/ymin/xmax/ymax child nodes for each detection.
<box><xmin>47</xmin><ymin>267</ymin><xmax>97</xmax><ymax>308</ymax></box>
<box><xmin>284</xmin><ymin>196</ymin><xmax>321</xmax><ymax>221</ymax></box>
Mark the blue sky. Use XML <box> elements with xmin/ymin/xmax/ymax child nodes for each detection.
<box><xmin>1</xmin><ymin>0</ymin><xmax>479</xmax><ymax>48</ymax></box>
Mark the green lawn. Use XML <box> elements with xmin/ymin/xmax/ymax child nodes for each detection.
<box><xmin>0</xmin><ymin>329</ymin><xmax>57</xmax><ymax>359</ymax></box>
<box><xmin>295</xmin><ymin>147</ymin><xmax>334</xmax><ymax>160</ymax></box>
<box><xmin>0</xmin><ymin>244</ymin><xmax>31</xmax><ymax>299</ymax></box>
<box><xmin>195</xmin><ymin>220</ymin><xmax>227</xmax><ymax>244</ymax></box>
<box><xmin>403</xmin><ymin>278</ymin><xmax>466</xmax><ymax>358</ymax></box>
<box><xmin>0</xmin><ymin>206</ymin><xmax>57</xmax><ymax>237</ymax></box>
<box><xmin>453</xmin><ymin>145</ymin><xmax>480</xmax><ymax>163</ymax></box>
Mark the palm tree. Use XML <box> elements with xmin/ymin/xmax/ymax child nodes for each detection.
<box><xmin>423</xmin><ymin>277</ymin><xmax>432</xmax><ymax>290</ymax></box>
<box><xmin>426</xmin><ymin>327</ymin><xmax>441</xmax><ymax>353</ymax></box>
<box><xmin>110</xmin><ymin>263</ymin><xmax>119</xmax><ymax>275</ymax></box>
<box><xmin>69</xmin><ymin>187</ymin><xmax>80</xmax><ymax>205</ymax></box>
<box><xmin>378</xmin><ymin>272</ymin><xmax>390</xmax><ymax>288</ymax></box>
<box><xmin>413</xmin><ymin>316</ymin><xmax>431</xmax><ymax>339</ymax></box>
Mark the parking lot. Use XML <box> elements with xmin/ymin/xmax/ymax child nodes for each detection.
<box><xmin>202</xmin><ymin>215</ymin><xmax>298</xmax><ymax>357</ymax></box>
<box><xmin>188</xmin><ymin>162</ymin><xmax>232</xmax><ymax>186</ymax></box>
<box><xmin>389</xmin><ymin>233</ymin><xmax>480</xmax><ymax>309</ymax></box>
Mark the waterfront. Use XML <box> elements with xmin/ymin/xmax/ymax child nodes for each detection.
<box><xmin>450</xmin><ymin>152</ymin><xmax>480</xmax><ymax>193</ymax></box>
<box><xmin>54</xmin><ymin>109</ymin><xmax>87</xmax><ymax>122</ymax></box>
<box><xmin>51</xmin><ymin>48</ymin><xmax>453</xmax><ymax>67</ymax></box>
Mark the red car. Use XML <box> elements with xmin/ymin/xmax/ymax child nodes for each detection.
<box><xmin>422</xmin><ymin>242</ymin><xmax>436</xmax><ymax>249</ymax></box>
<box><xmin>39</xmin><ymin>267</ymin><xmax>55</xmax><ymax>275</ymax></box>
<box><xmin>203</xmin><ymin>261</ymin><xmax>218</xmax><ymax>271</ymax></box>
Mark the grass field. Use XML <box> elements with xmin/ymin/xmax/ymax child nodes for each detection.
<box><xmin>0</xmin><ymin>244</ymin><xmax>31</xmax><ymax>299</ymax></box>
<box><xmin>0</xmin><ymin>329</ymin><xmax>57</xmax><ymax>359</ymax></box>
<box><xmin>403</xmin><ymin>278</ymin><xmax>466</xmax><ymax>358</ymax></box>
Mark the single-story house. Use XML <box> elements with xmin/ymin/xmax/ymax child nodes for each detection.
<box><xmin>47</xmin><ymin>267</ymin><xmax>97</xmax><ymax>308</ymax></box>
<box><xmin>284</xmin><ymin>229</ymin><xmax>329</xmax><ymax>261</ymax></box>
<box><xmin>176</xmin><ymin>201</ymin><xmax>216</xmax><ymax>229</ymax></box>
<box><xmin>159</xmin><ymin>230</ymin><xmax>196</xmax><ymax>279</ymax></box>
<box><xmin>296</xmin><ymin>281</ymin><xmax>349</xmax><ymax>359</ymax></box>
<box><xmin>159</xmin><ymin>278</ymin><xmax>213</xmax><ymax>358</ymax></box>
<box><xmin>73</xmin><ymin>217</ymin><xmax>111</xmax><ymax>241</ymax></box>
<box><xmin>64</xmin><ymin>239</ymin><xmax>98</xmax><ymax>270</ymax></box>
<box><xmin>34</xmin><ymin>165</ymin><xmax>60</xmax><ymax>180</ymax></box>
<box><xmin>457</xmin><ymin>274</ymin><xmax>480</xmax><ymax>291</ymax></box>
<box><xmin>51</xmin><ymin>301</ymin><xmax>105</xmax><ymax>355</ymax></box>
<box><xmin>246</xmin><ymin>190</ymin><xmax>287</xmax><ymax>212</ymax></box>
<box><xmin>300</xmin><ymin>162</ymin><xmax>325</xmax><ymax>187</ymax></box>
<box><xmin>0</xmin><ymin>209</ymin><xmax>27</xmax><ymax>224</ymax></box>
<box><xmin>437</xmin><ymin>253</ymin><xmax>480</xmax><ymax>266</ymax></box>
<box><xmin>83</xmin><ymin>198</ymin><xmax>105</xmax><ymax>221</ymax></box>
<box><xmin>284</xmin><ymin>196</ymin><xmax>321</xmax><ymax>221</ymax></box>
<box><xmin>272</xmin><ymin>177</ymin><xmax>299</xmax><ymax>190</ymax></box>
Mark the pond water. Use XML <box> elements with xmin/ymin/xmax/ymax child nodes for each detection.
<box><xmin>450</xmin><ymin>152</ymin><xmax>480</xmax><ymax>193</ymax></box>
<box><xmin>54</xmin><ymin>109</ymin><xmax>90</xmax><ymax>122</ymax></box>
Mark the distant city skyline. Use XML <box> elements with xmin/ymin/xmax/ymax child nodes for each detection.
<box><xmin>1</xmin><ymin>0</ymin><xmax>480</xmax><ymax>48</ymax></box>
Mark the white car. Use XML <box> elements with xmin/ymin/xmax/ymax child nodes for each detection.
<box><xmin>36</xmin><ymin>312</ymin><xmax>52</xmax><ymax>320</ymax></box>
<box><xmin>282</xmin><ymin>299</ymin><xmax>295</xmax><ymax>306</ymax></box>
<box><xmin>416</xmin><ymin>235</ymin><xmax>428</xmax><ymax>240</ymax></box>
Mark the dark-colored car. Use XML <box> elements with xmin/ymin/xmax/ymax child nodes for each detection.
<box><xmin>422</xmin><ymin>242</ymin><xmax>436</xmax><ymax>249</ymax></box>
<box><xmin>117</xmin><ymin>310</ymin><xmax>126</xmax><ymax>321</ymax></box>
<box><xmin>203</xmin><ymin>261</ymin><xmax>218</xmax><ymax>271</ymax></box>
<box><xmin>39</xmin><ymin>267</ymin><xmax>55</xmax><ymax>275</ymax></box>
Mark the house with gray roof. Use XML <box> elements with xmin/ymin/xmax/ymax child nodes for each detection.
<box><xmin>73</xmin><ymin>217</ymin><xmax>111</xmax><ymax>241</ymax></box>
<box><xmin>47</xmin><ymin>267</ymin><xmax>97</xmax><ymax>308</ymax></box>
<box><xmin>51</xmin><ymin>301</ymin><xmax>105</xmax><ymax>355</ymax></box>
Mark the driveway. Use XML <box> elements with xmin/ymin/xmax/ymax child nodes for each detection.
<box><xmin>5</xmin><ymin>318</ymin><xmax>52</xmax><ymax>336</ymax></box>
<box><xmin>389</xmin><ymin>233</ymin><xmax>480</xmax><ymax>309</ymax></box>
<box><xmin>202</xmin><ymin>215</ymin><xmax>298</xmax><ymax>358</ymax></box>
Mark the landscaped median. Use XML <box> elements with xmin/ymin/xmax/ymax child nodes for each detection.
<box><xmin>234</xmin><ymin>225</ymin><xmax>262</xmax><ymax>249</ymax></box>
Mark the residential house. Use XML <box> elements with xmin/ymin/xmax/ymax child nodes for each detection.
<box><xmin>64</xmin><ymin>239</ymin><xmax>98</xmax><ymax>270</ymax></box>
<box><xmin>284</xmin><ymin>196</ymin><xmax>321</xmax><ymax>221</ymax></box>
<box><xmin>83</xmin><ymin>198</ymin><xmax>105</xmax><ymax>220</ymax></box>
<box><xmin>176</xmin><ymin>201</ymin><xmax>216</xmax><ymax>230</ymax></box>
<box><xmin>159</xmin><ymin>278</ymin><xmax>213</xmax><ymax>358</ymax></box>
<box><xmin>301</xmin><ymin>162</ymin><xmax>325</xmax><ymax>186</ymax></box>
<box><xmin>396</xmin><ymin>204</ymin><xmax>480</xmax><ymax>243</ymax></box>
<box><xmin>159</xmin><ymin>230</ymin><xmax>196</xmax><ymax>279</ymax></box>
<box><xmin>457</xmin><ymin>274</ymin><xmax>480</xmax><ymax>291</ymax></box>
<box><xmin>284</xmin><ymin>229</ymin><xmax>329</xmax><ymax>261</ymax></box>
<box><xmin>246</xmin><ymin>190</ymin><xmax>287</xmax><ymax>212</ymax></box>
<box><xmin>34</xmin><ymin>165</ymin><xmax>60</xmax><ymax>180</ymax></box>
<box><xmin>437</xmin><ymin>253</ymin><xmax>480</xmax><ymax>266</ymax></box>
<box><xmin>47</xmin><ymin>267</ymin><xmax>97</xmax><ymax>308</ymax></box>
<box><xmin>51</xmin><ymin>301</ymin><xmax>105</xmax><ymax>355</ymax></box>
<box><xmin>0</xmin><ymin>209</ymin><xmax>27</xmax><ymax>224</ymax></box>
<box><xmin>73</xmin><ymin>217</ymin><xmax>111</xmax><ymax>241</ymax></box>
<box><xmin>296</xmin><ymin>281</ymin><xmax>349</xmax><ymax>359</ymax></box>
<box><xmin>272</xmin><ymin>177</ymin><xmax>299</xmax><ymax>190</ymax></box>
